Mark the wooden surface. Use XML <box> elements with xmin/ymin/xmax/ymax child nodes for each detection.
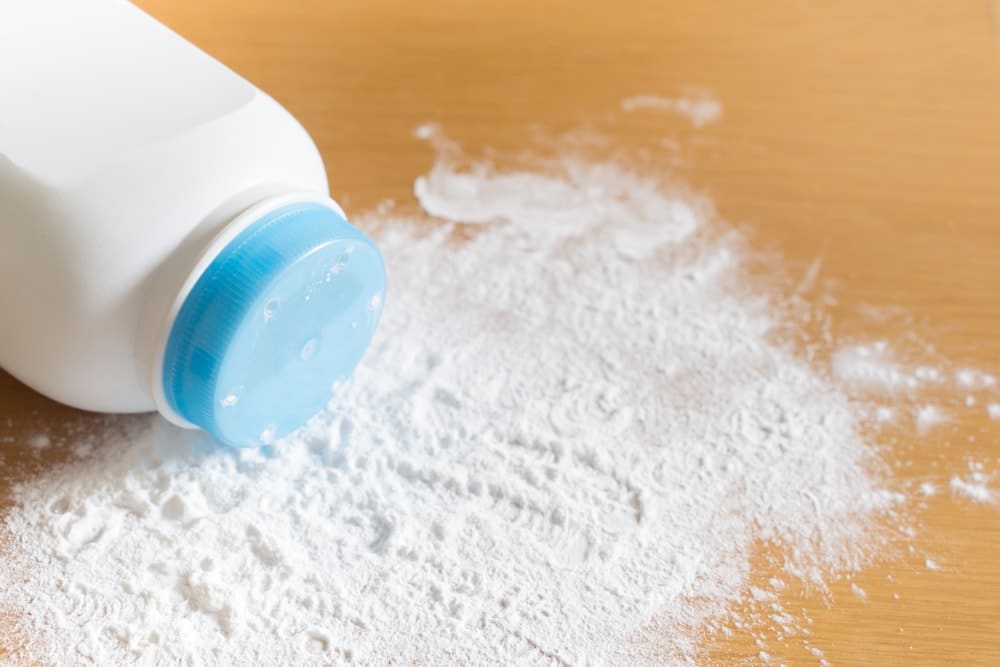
<box><xmin>4</xmin><ymin>0</ymin><xmax>1000</xmax><ymax>663</ymax></box>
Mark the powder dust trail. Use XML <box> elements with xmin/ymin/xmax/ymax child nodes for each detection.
<box><xmin>620</xmin><ymin>91</ymin><xmax>723</xmax><ymax>128</ymax></box>
<box><xmin>2</xmin><ymin>146</ymin><xmax>904</xmax><ymax>665</ymax></box>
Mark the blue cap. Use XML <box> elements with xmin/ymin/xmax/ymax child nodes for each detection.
<box><xmin>161</xmin><ymin>201</ymin><xmax>385</xmax><ymax>448</ymax></box>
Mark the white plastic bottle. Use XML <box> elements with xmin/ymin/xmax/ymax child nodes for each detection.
<box><xmin>0</xmin><ymin>1</ymin><xmax>386</xmax><ymax>448</ymax></box>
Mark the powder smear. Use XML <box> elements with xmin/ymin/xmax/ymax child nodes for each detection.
<box><xmin>620</xmin><ymin>91</ymin><xmax>723</xmax><ymax>128</ymax></box>
<box><xmin>0</xmin><ymin>138</ymin><xmax>991</xmax><ymax>665</ymax></box>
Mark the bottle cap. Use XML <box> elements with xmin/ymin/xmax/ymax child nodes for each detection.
<box><xmin>161</xmin><ymin>201</ymin><xmax>385</xmax><ymax>447</ymax></box>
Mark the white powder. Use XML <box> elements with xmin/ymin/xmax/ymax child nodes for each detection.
<box><xmin>915</xmin><ymin>405</ymin><xmax>947</xmax><ymax>434</ymax></box>
<box><xmin>413</xmin><ymin>122</ymin><xmax>440</xmax><ymax>140</ymax></box>
<box><xmin>620</xmin><ymin>92</ymin><xmax>722</xmax><ymax>128</ymax></box>
<box><xmin>27</xmin><ymin>433</ymin><xmax>51</xmax><ymax>451</ymax></box>
<box><xmin>955</xmin><ymin>369</ymin><xmax>996</xmax><ymax>389</ymax></box>
<box><xmin>950</xmin><ymin>472</ymin><xmax>994</xmax><ymax>504</ymax></box>
<box><xmin>873</xmin><ymin>406</ymin><xmax>895</xmax><ymax>423</ymax></box>
<box><xmin>749</xmin><ymin>587</ymin><xmax>777</xmax><ymax>603</ymax></box>
<box><xmin>914</xmin><ymin>366</ymin><xmax>943</xmax><ymax>383</ymax></box>
<box><xmin>2</xmin><ymin>153</ymin><xmax>902</xmax><ymax>665</ymax></box>
<box><xmin>832</xmin><ymin>342</ymin><xmax>918</xmax><ymax>393</ymax></box>
<box><xmin>834</xmin><ymin>341</ymin><xmax>1000</xmax><ymax>436</ymax></box>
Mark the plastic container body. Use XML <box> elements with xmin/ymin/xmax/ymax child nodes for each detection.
<box><xmin>0</xmin><ymin>1</ymin><xmax>386</xmax><ymax>447</ymax></box>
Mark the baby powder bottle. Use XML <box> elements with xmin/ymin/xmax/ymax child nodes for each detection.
<box><xmin>0</xmin><ymin>1</ymin><xmax>386</xmax><ymax>448</ymax></box>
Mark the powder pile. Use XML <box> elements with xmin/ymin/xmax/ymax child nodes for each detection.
<box><xmin>3</xmin><ymin>153</ymin><xmax>907</xmax><ymax>664</ymax></box>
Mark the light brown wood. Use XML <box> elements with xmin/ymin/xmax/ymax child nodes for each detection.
<box><xmin>3</xmin><ymin>0</ymin><xmax>1000</xmax><ymax>663</ymax></box>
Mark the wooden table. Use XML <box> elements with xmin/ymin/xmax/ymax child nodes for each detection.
<box><xmin>3</xmin><ymin>1</ymin><xmax>1000</xmax><ymax>663</ymax></box>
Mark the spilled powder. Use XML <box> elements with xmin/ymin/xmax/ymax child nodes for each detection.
<box><xmin>0</xmin><ymin>151</ymin><xmax>943</xmax><ymax>665</ymax></box>
<box><xmin>831</xmin><ymin>337</ymin><xmax>1000</xmax><ymax>506</ymax></box>
<box><xmin>950</xmin><ymin>462</ymin><xmax>995</xmax><ymax>504</ymax></box>
<box><xmin>620</xmin><ymin>91</ymin><xmax>723</xmax><ymax>128</ymax></box>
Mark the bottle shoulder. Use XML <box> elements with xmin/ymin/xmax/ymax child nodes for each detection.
<box><xmin>0</xmin><ymin>1</ymin><xmax>255</xmax><ymax>186</ymax></box>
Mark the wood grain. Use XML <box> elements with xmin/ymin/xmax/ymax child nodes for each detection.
<box><xmin>3</xmin><ymin>0</ymin><xmax>1000</xmax><ymax>663</ymax></box>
